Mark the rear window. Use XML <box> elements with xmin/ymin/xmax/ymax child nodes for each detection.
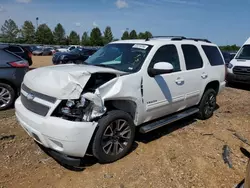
<box><xmin>0</xmin><ymin>50</ymin><xmax>22</xmax><ymax>63</ymax></box>
<box><xmin>202</xmin><ymin>45</ymin><xmax>224</xmax><ymax>66</ymax></box>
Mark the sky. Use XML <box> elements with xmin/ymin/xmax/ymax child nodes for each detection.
<box><xmin>0</xmin><ymin>0</ymin><xmax>250</xmax><ymax>45</ymax></box>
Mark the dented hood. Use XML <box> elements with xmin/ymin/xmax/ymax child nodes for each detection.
<box><xmin>23</xmin><ymin>64</ymin><xmax>125</xmax><ymax>99</ymax></box>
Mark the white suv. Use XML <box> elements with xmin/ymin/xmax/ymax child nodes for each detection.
<box><xmin>15</xmin><ymin>36</ymin><xmax>226</xmax><ymax>166</ymax></box>
<box><xmin>226</xmin><ymin>37</ymin><xmax>250</xmax><ymax>84</ymax></box>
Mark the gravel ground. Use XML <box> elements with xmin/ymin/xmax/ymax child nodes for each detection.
<box><xmin>1</xmin><ymin>56</ymin><xmax>250</xmax><ymax>188</ymax></box>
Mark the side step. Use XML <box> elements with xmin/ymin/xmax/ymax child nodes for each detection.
<box><xmin>139</xmin><ymin>107</ymin><xmax>199</xmax><ymax>134</ymax></box>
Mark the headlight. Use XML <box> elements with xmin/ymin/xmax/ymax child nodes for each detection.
<box><xmin>66</xmin><ymin>100</ymin><xmax>75</xmax><ymax>107</ymax></box>
<box><xmin>227</xmin><ymin>63</ymin><xmax>233</xmax><ymax>69</ymax></box>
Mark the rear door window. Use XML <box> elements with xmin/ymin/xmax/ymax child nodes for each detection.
<box><xmin>181</xmin><ymin>44</ymin><xmax>203</xmax><ymax>70</ymax></box>
<box><xmin>202</xmin><ymin>45</ymin><xmax>224</xmax><ymax>66</ymax></box>
<box><xmin>0</xmin><ymin>50</ymin><xmax>21</xmax><ymax>63</ymax></box>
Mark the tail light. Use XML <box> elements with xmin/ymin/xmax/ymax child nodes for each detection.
<box><xmin>8</xmin><ymin>60</ymin><xmax>29</xmax><ymax>68</ymax></box>
<box><xmin>28</xmin><ymin>52</ymin><xmax>32</xmax><ymax>58</ymax></box>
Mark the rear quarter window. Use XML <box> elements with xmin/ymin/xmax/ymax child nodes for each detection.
<box><xmin>7</xmin><ymin>46</ymin><xmax>23</xmax><ymax>53</ymax></box>
<box><xmin>0</xmin><ymin>50</ymin><xmax>22</xmax><ymax>63</ymax></box>
<box><xmin>202</xmin><ymin>45</ymin><xmax>224</xmax><ymax>66</ymax></box>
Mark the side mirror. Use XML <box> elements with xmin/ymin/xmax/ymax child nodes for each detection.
<box><xmin>148</xmin><ymin>62</ymin><xmax>174</xmax><ymax>77</ymax></box>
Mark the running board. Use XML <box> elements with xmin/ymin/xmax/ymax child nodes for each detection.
<box><xmin>139</xmin><ymin>107</ymin><xmax>199</xmax><ymax>134</ymax></box>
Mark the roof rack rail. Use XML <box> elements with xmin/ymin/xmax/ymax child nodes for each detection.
<box><xmin>145</xmin><ymin>36</ymin><xmax>186</xmax><ymax>41</ymax></box>
<box><xmin>185</xmin><ymin>38</ymin><xmax>211</xmax><ymax>43</ymax></box>
<box><xmin>145</xmin><ymin>36</ymin><xmax>211</xmax><ymax>43</ymax></box>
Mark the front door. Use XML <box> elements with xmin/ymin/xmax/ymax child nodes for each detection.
<box><xmin>142</xmin><ymin>44</ymin><xmax>187</xmax><ymax>122</ymax></box>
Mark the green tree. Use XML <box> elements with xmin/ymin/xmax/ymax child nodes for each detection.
<box><xmin>90</xmin><ymin>27</ymin><xmax>103</xmax><ymax>46</ymax></box>
<box><xmin>138</xmin><ymin>32</ymin><xmax>145</xmax><ymax>39</ymax></box>
<box><xmin>81</xmin><ymin>32</ymin><xmax>90</xmax><ymax>46</ymax></box>
<box><xmin>144</xmin><ymin>31</ymin><xmax>153</xmax><ymax>39</ymax></box>
<box><xmin>1</xmin><ymin>19</ymin><xmax>19</xmax><ymax>42</ymax></box>
<box><xmin>103</xmin><ymin>26</ymin><xmax>113</xmax><ymax>44</ymax></box>
<box><xmin>53</xmin><ymin>23</ymin><xmax>66</xmax><ymax>45</ymax></box>
<box><xmin>121</xmin><ymin>31</ymin><xmax>129</xmax><ymax>40</ymax></box>
<box><xmin>129</xmin><ymin>30</ymin><xmax>137</xmax><ymax>39</ymax></box>
<box><xmin>68</xmin><ymin>31</ymin><xmax>80</xmax><ymax>45</ymax></box>
<box><xmin>35</xmin><ymin>24</ymin><xmax>54</xmax><ymax>44</ymax></box>
<box><xmin>21</xmin><ymin>20</ymin><xmax>35</xmax><ymax>43</ymax></box>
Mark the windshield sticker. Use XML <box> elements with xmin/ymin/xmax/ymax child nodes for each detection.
<box><xmin>132</xmin><ymin>44</ymin><xmax>148</xmax><ymax>50</ymax></box>
<box><xmin>128</xmin><ymin>67</ymin><xmax>133</xmax><ymax>70</ymax></box>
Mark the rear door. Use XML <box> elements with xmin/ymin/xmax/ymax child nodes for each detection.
<box><xmin>178</xmin><ymin>44</ymin><xmax>205</xmax><ymax>108</ymax></box>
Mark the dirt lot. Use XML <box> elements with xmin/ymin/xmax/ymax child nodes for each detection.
<box><xmin>1</xmin><ymin>56</ymin><xmax>250</xmax><ymax>188</ymax></box>
<box><xmin>30</xmin><ymin>56</ymin><xmax>53</xmax><ymax>68</ymax></box>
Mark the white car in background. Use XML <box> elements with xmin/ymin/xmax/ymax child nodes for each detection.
<box><xmin>56</xmin><ymin>45</ymin><xmax>81</xmax><ymax>52</ymax></box>
<box><xmin>226</xmin><ymin>37</ymin><xmax>250</xmax><ymax>85</ymax></box>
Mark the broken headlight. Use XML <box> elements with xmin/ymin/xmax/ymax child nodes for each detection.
<box><xmin>52</xmin><ymin>93</ymin><xmax>106</xmax><ymax>122</ymax></box>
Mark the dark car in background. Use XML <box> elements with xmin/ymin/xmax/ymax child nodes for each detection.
<box><xmin>21</xmin><ymin>45</ymin><xmax>38</xmax><ymax>53</ymax></box>
<box><xmin>222</xmin><ymin>51</ymin><xmax>232</xmax><ymax>65</ymax></box>
<box><xmin>52</xmin><ymin>47</ymin><xmax>98</xmax><ymax>65</ymax></box>
<box><xmin>32</xmin><ymin>47</ymin><xmax>54</xmax><ymax>56</ymax></box>
<box><xmin>5</xmin><ymin>45</ymin><xmax>33</xmax><ymax>66</ymax></box>
<box><xmin>0</xmin><ymin>44</ymin><xmax>29</xmax><ymax>110</ymax></box>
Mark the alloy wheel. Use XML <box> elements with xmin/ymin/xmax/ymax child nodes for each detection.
<box><xmin>101</xmin><ymin>119</ymin><xmax>132</xmax><ymax>156</ymax></box>
<box><xmin>0</xmin><ymin>87</ymin><xmax>11</xmax><ymax>108</ymax></box>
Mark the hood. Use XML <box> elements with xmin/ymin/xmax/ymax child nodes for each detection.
<box><xmin>230</xmin><ymin>58</ymin><xmax>250</xmax><ymax>67</ymax></box>
<box><xmin>23</xmin><ymin>64</ymin><xmax>125</xmax><ymax>99</ymax></box>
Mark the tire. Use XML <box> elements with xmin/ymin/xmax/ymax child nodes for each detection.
<box><xmin>197</xmin><ymin>88</ymin><xmax>217</xmax><ymax>120</ymax></box>
<box><xmin>92</xmin><ymin>110</ymin><xmax>135</xmax><ymax>164</ymax></box>
<box><xmin>0</xmin><ymin>83</ymin><xmax>15</xmax><ymax>111</ymax></box>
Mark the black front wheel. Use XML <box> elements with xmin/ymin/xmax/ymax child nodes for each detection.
<box><xmin>92</xmin><ymin>110</ymin><xmax>135</xmax><ymax>164</ymax></box>
<box><xmin>197</xmin><ymin>88</ymin><xmax>217</xmax><ymax>120</ymax></box>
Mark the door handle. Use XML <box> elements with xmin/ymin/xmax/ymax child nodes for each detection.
<box><xmin>175</xmin><ymin>77</ymin><xmax>184</xmax><ymax>85</ymax></box>
<box><xmin>201</xmin><ymin>73</ymin><xmax>208</xmax><ymax>79</ymax></box>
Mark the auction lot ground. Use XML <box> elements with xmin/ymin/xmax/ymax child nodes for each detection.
<box><xmin>1</xmin><ymin>56</ymin><xmax>250</xmax><ymax>188</ymax></box>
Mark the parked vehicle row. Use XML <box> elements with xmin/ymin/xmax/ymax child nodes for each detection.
<box><xmin>52</xmin><ymin>47</ymin><xmax>99</xmax><ymax>65</ymax></box>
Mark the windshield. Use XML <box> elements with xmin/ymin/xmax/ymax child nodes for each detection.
<box><xmin>235</xmin><ymin>45</ymin><xmax>250</xmax><ymax>60</ymax></box>
<box><xmin>85</xmin><ymin>43</ymin><xmax>152</xmax><ymax>73</ymax></box>
<box><xmin>70</xmin><ymin>48</ymin><xmax>81</xmax><ymax>54</ymax></box>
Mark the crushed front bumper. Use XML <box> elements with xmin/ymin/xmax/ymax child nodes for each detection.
<box><xmin>15</xmin><ymin>97</ymin><xmax>98</xmax><ymax>158</ymax></box>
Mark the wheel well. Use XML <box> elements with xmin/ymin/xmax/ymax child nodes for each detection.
<box><xmin>104</xmin><ymin>100</ymin><xmax>137</xmax><ymax>120</ymax></box>
<box><xmin>0</xmin><ymin>79</ymin><xmax>17</xmax><ymax>93</ymax></box>
<box><xmin>204</xmin><ymin>81</ymin><xmax>220</xmax><ymax>94</ymax></box>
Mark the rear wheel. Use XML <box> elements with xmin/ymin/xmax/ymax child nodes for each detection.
<box><xmin>92</xmin><ymin>110</ymin><xmax>135</xmax><ymax>163</ymax></box>
<box><xmin>0</xmin><ymin>83</ymin><xmax>15</xmax><ymax>111</ymax></box>
<box><xmin>197</xmin><ymin>88</ymin><xmax>217</xmax><ymax>120</ymax></box>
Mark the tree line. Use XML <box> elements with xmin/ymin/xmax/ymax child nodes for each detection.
<box><xmin>0</xmin><ymin>19</ymin><xmax>153</xmax><ymax>46</ymax></box>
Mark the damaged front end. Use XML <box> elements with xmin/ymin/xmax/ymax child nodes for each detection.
<box><xmin>52</xmin><ymin>89</ymin><xmax>106</xmax><ymax>122</ymax></box>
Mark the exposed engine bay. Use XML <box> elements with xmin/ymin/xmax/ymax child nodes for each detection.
<box><xmin>52</xmin><ymin>73</ymin><xmax>117</xmax><ymax>122</ymax></box>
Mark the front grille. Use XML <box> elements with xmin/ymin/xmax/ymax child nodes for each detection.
<box><xmin>233</xmin><ymin>66</ymin><xmax>250</xmax><ymax>76</ymax></box>
<box><xmin>21</xmin><ymin>84</ymin><xmax>56</xmax><ymax>103</ymax></box>
<box><xmin>21</xmin><ymin>94</ymin><xmax>50</xmax><ymax>116</ymax></box>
